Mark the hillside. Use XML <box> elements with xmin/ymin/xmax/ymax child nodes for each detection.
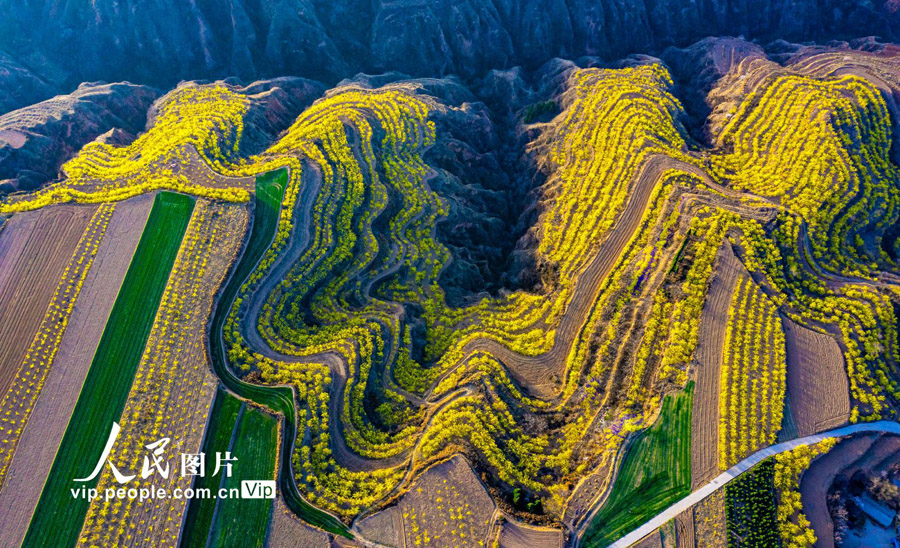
<box><xmin>1</xmin><ymin>0</ymin><xmax>899</xmax><ymax>112</ymax></box>
<box><xmin>0</xmin><ymin>11</ymin><xmax>899</xmax><ymax>548</ymax></box>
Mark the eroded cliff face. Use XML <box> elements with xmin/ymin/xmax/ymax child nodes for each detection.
<box><xmin>0</xmin><ymin>51</ymin><xmax>57</xmax><ymax>114</ymax></box>
<box><xmin>0</xmin><ymin>77</ymin><xmax>325</xmax><ymax>194</ymax></box>
<box><xmin>0</xmin><ymin>83</ymin><xmax>160</xmax><ymax>193</ymax></box>
<box><xmin>0</xmin><ymin>0</ymin><xmax>896</xmax><ymax>99</ymax></box>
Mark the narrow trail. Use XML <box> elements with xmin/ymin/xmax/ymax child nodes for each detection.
<box><xmin>575</xmin><ymin>420</ymin><xmax>900</xmax><ymax>548</ymax></box>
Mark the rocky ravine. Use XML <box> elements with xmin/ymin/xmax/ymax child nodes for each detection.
<box><xmin>0</xmin><ymin>0</ymin><xmax>898</xmax><ymax>113</ymax></box>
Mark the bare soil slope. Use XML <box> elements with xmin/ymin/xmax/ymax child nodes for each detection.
<box><xmin>267</xmin><ymin>497</ymin><xmax>330</xmax><ymax>548</ymax></box>
<box><xmin>498</xmin><ymin>518</ymin><xmax>563</xmax><ymax>548</ymax></box>
<box><xmin>782</xmin><ymin>318</ymin><xmax>850</xmax><ymax>436</ymax></box>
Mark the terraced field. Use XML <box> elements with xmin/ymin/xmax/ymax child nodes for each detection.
<box><xmin>0</xmin><ymin>40</ymin><xmax>898</xmax><ymax>548</ymax></box>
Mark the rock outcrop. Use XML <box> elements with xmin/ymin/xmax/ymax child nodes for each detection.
<box><xmin>0</xmin><ymin>83</ymin><xmax>159</xmax><ymax>193</ymax></box>
<box><xmin>0</xmin><ymin>0</ymin><xmax>895</xmax><ymax>93</ymax></box>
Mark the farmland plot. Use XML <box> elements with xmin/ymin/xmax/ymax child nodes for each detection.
<box><xmin>0</xmin><ymin>194</ymin><xmax>152</xmax><ymax>548</ymax></box>
<box><xmin>206</xmin><ymin>406</ymin><xmax>279</xmax><ymax>548</ymax></box>
<box><xmin>0</xmin><ymin>203</ymin><xmax>113</xmax><ymax>489</ymax></box>
<box><xmin>23</xmin><ymin>191</ymin><xmax>194</xmax><ymax>548</ymax></box>
<box><xmin>178</xmin><ymin>389</ymin><xmax>244</xmax><ymax>548</ymax></box>
<box><xmin>77</xmin><ymin>199</ymin><xmax>249</xmax><ymax>547</ymax></box>
<box><xmin>693</xmin><ymin>490</ymin><xmax>727</xmax><ymax>548</ymax></box>
<box><xmin>782</xmin><ymin>318</ymin><xmax>850</xmax><ymax>436</ymax></box>
<box><xmin>718</xmin><ymin>274</ymin><xmax>787</xmax><ymax>467</ymax></box>
<box><xmin>356</xmin><ymin>455</ymin><xmax>496</xmax><ymax>548</ymax></box>
<box><xmin>691</xmin><ymin>243</ymin><xmax>743</xmax><ymax>487</ymax></box>
<box><xmin>0</xmin><ymin>48</ymin><xmax>898</xmax><ymax>546</ymax></box>
<box><xmin>583</xmin><ymin>383</ymin><xmax>693</xmax><ymax>547</ymax></box>
<box><xmin>673</xmin><ymin>510</ymin><xmax>694</xmax><ymax>548</ymax></box>
<box><xmin>266</xmin><ymin>497</ymin><xmax>330</xmax><ymax>548</ymax></box>
<box><xmin>497</xmin><ymin>518</ymin><xmax>563</xmax><ymax>548</ymax></box>
<box><xmin>0</xmin><ymin>204</ymin><xmax>96</xmax><ymax>396</ymax></box>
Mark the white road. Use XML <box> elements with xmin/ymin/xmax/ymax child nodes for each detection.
<box><xmin>587</xmin><ymin>420</ymin><xmax>900</xmax><ymax>548</ymax></box>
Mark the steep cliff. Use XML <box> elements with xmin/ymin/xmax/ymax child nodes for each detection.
<box><xmin>0</xmin><ymin>0</ymin><xmax>895</xmax><ymax>101</ymax></box>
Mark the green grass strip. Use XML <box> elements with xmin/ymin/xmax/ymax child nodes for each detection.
<box><xmin>23</xmin><ymin>192</ymin><xmax>195</xmax><ymax>548</ymax></box>
<box><xmin>207</xmin><ymin>406</ymin><xmax>279</xmax><ymax>548</ymax></box>
<box><xmin>178</xmin><ymin>388</ymin><xmax>243</xmax><ymax>548</ymax></box>
<box><xmin>583</xmin><ymin>381</ymin><xmax>694</xmax><ymax>547</ymax></box>
<box><xmin>232</xmin><ymin>168</ymin><xmax>285</xmax><ymax>285</ymax></box>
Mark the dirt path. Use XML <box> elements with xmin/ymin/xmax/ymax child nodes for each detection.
<box><xmin>241</xmin><ymin>162</ymin><xmax>319</xmax><ymax>360</ymax></box>
<box><xmin>0</xmin><ymin>194</ymin><xmax>153</xmax><ymax>548</ymax></box>
<box><xmin>236</xmin><ymin>160</ymin><xmax>438</xmax><ymax>474</ymax></box>
<box><xmin>0</xmin><ymin>204</ymin><xmax>96</xmax><ymax>397</ymax></box>
<box><xmin>690</xmin><ymin>243</ymin><xmax>743</xmax><ymax>487</ymax></box>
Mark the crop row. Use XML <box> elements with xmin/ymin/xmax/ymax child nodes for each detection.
<box><xmin>0</xmin><ymin>203</ymin><xmax>114</xmax><ymax>489</ymax></box>
<box><xmin>77</xmin><ymin>200</ymin><xmax>247</xmax><ymax>547</ymax></box>
<box><xmin>5</xmin><ymin>58</ymin><xmax>896</xmax><ymax>536</ymax></box>
<box><xmin>736</xmin><ymin>213</ymin><xmax>900</xmax><ymax>420</ymax></box>
<box><xmin>724</xmin><ymin>459</ymin><xmax>779</xmax><ymax>548</ymax></box>
<box><xmin>712</xmin><ymin>74</ymin><xmax>899</xmax><ymax>278</ymax></box>
<box><xmin>718</xmin><ymin>274</ymin><xmax>787</xmax><ymax>468</ymax></box>
<box><xmin>24</xmin><ymin>192</ymin><xmax>194</xmax><ymax>548</ymax></box>
<box><xmin>536</xmin><ymin>64</ymin><xmax>692</xmax><ymax>283</ymax></box>
<box><xmin>215</xmin><ymin>67</ymin><xmax>809</xmax><ymax>520</ymax></box>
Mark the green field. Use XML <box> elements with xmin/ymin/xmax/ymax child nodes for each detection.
<box><xmin>583</xmin><ymin>382</ymin><xmax>694</xmax><ymax>547</ymax></box>
<box><xmin>233</xmin><ymin>168</ymin><xmax>287</xmax><ymax>285</ymax></box>
<box><xmin>207</xmin><ymin>406</ymin><xmax>279</xmax><ymax>548</ymax></box>
<box><xmin>181</xmin><ymin>170</ymin><xmax>286</xmax><ymax>547</ymax></box>
<box><xmin>179</xmin><ymin>388</ymin><xmax>244</xmax><ymax>548</ymax></box>
<box><xmin>24</xmin><ymin>192</ymin><xmax>195</xmax><ymax>548</ymax></box>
